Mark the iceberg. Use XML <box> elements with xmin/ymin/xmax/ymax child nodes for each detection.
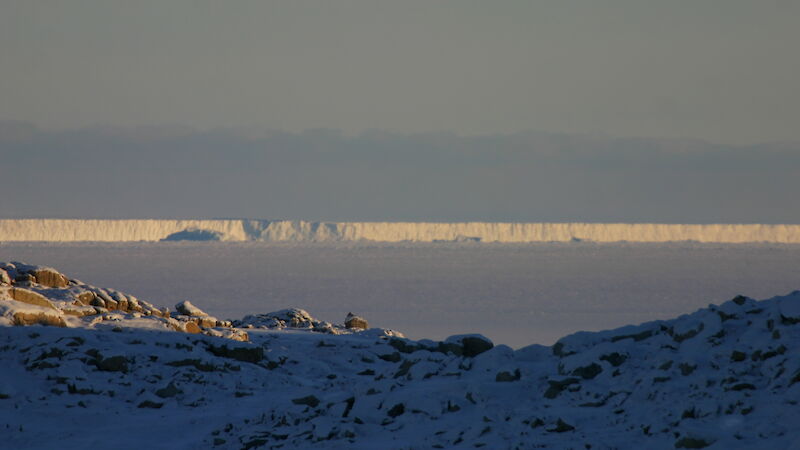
<box><xmin>2</xmin><ymin>219</ymin><xmax>800</xmax><ymax>243</ymax></box>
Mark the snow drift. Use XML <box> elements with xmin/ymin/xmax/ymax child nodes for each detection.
<box><xmin>1</xmin><ymin>261</ymin><xmax>799</xmax><ymax>448</ymax></box>
<box><xmin>3</xmin><ymin>219</ymin><xmax>800</xmax><ymax>243</ymax></box>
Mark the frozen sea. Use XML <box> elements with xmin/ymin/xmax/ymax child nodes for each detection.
<box><xmin>2</xmin><ymin>241</ymin><xmax>798</xmax><ymax>348</ymax></box>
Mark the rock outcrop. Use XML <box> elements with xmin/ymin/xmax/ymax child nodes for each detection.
<box><xmin>344</xmin><ymin>312</ymin><xmax>369</xmax><ymax>330</ymax></box>
<box><xmin>0</xmin><ymin>262</ymin><xmax>245</xmax><ymax>341</ymax></box>
<box><xmin>0</xmin><ymin>262</ymin><xmax>389</xmax><ymax>344</ymax></box>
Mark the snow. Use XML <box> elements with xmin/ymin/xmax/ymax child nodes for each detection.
<box><xmin>0</xmin><ymin>261</ymin><xmax>799</xmax><ymax>448</ymax></box>
<box><xmin>3</xmin><ymin>219</ymin><xmax>800</xmax><ymax>243</ymax></box>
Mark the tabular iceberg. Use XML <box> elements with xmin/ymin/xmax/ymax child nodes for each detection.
<box><xmin>2</xmin><ymin>219</ymin><xmax>800</xmax><ymax>243</ymax></box>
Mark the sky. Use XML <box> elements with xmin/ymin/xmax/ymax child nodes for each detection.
<box><xmin>2</xmin><ymin>1</ymin><xmax>799</xmax><ymax>144</ymax></box>
<box><xmin>1</xmin><ymin>2</ymin><xmax>799</xmax><ymax>222</ymax></box>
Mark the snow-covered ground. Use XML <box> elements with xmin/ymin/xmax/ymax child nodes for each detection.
<box><xmin>1</xmin><ymin>261</ymin><xmax>799</xmax><ymax>449</ymax></box>
<box><xmin>1</xmin><ymin>242</ymin><xmax>799</xmax><ymax>347</ymax></box>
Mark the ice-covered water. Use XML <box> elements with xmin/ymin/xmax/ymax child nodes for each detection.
<box><xmin>2</xmin><ymin>241</ymin><xmax>798</xmax><ymax>347</ymax></box>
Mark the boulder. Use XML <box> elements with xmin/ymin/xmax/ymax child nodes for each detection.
<box><xmin>32</xmin><ymin>268</ymin><xmax>69</xmax><ymax>288</ymax></box>
<box><xmin>155</xmin><ymin>382</ymin><xmax>182</xmax><ymax>399</ymax></box>
<box><xmin>184</xmin><ymin>321</ymin><xmax>202</xmax><ymax>334</ymax></box>
<box><xmin>95</xmin><ymin>290</ymin><xmax>116</xmax><ymax>309</ymax></box>
<box><xmin>12</xmin><ymin>311</ymin><xmax>66</xmax><ymax>327</ymax></box>
<box><xmin>0</xmin><ymin>269</ymin><xmax>10</xmax><ymax>285</ymax></box>
<box><xmin>61</xmin><ymin>305</ymin><xmax>98</xmax><ymax>317</ymax></box>
<box><xmin>345</xmin><ymin>312</ymin><xmax>369</xmax><ymax>330</ymax></box>
<box><xmin>222</xmin><ymin>329</ymin><xmax>249</xmax><ymax>342</ymax></box>
<box><xmin>96</xmin><ymin>355</ymin><xmax>129</xmax><ymax>373</ymax></box>
<box><xmin>14</xmin><ymin>273</ymin><xmax>35</xmax><ymax>286</ymax></box>
<box><xmin>444</xmin><ymin>334</ymin><xmax>494</xmax><ymax>357</ymax></box>
<box><xmin>175</xmin><ymin>300</ymin><xmax>208</xmax><ymax>317</ymax></box>
<box><xmin>237</xmin><ymin>308</ymin><xmax>317</xmax><ymax>329</ymax></box>
<box><xmin>75</xmin><ymin>291</ymin><xmax>96</xmax><ymax>305</ymax></box>
<box><xmin>6</xmin><ymin>287</ymin><xmax>56</xmax><ymax>310</ymax></box>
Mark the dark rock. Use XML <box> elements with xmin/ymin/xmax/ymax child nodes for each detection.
<box><xmin>435</xmin><ymin>342</ymin><xmax>464</xmax><ymax>356</ymax></box>
<box><xmin>206</xmin><ymin>344</ymin><xmax>264</xmax><ymax>363</ymax></box>
<box><xmin>496</xmin><ymin>369</ymin><xmax>521</xmax><ymax>382</ymax></box>
<box><xmin>544</xmin><ymin>378</ymin><xmax>580</xmax><ymax>399</ymax></box>
<box><xmin>730</xmin><ymin>351</ymin><xmax>747</xmax><ymax>362</ymax></box>
<box><xmin>443</xmin><ymin>334</ymin><xmax>494</xmax><ymax>358</ymax></box>
<box><xmin>137</xmin><ymin>400</ymin><xmax>164</xmax><ymax>409</ymax></box>
<box><xmin>547</xmin><ymin>418</ymin><xmax>575</xmax><ymax>433</ymax></box>
<box><xmin>379</xmin><ymin>352</ymin><xmax>402</xmax><ymax>363</ymax></box>
<box><xmin>155</xmin><ymin>382</ymin><xmax>182</xmax><ymax>398</ymax></box>
<box><xmin>675</xmin><ymin>437</ymin><xmax>713</xmax><ymax>448</ymax></box>
<box><xmin>387</xmin><ymin>403</ymin><xmax>405</xmax><ymax>418</ymax></box>
<box><xmin>388</xmin><ymin>338</ymin><xmax>422</xmax><ymax>354</ymax></box>
<box><xmin>14</xmin><ymin>273</ymin><xmax>36</xmax><ymax>286</ymax></box>
<box><xmin>599</xmin><ymin>352</ymin><xmax>627</xmax><ymax>367</ymax></box>
<box><xmin>461</xmin><ymin>336</ymin><xmax>494</xmax><ymax>357</ymax></box>
<box><xmin>96</xmin><ymin>355</ymin><xmax>129</xmax><ymax>373</ymax></box>
<box><xmin>292</xmin><ymin>395</ymin><xmax>320</xmax><ymax>408</ymax></box>
<box><xmin>571</xmin><ymin>363</ymin><xmax>603</xmax><ymax>380</ymax></box>
<box><xmin>731</xmin><ymin>295</ymin><xmax>747</xmax><ymax>305</ymax></box>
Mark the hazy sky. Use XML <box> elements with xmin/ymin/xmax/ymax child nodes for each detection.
<box><xmin>2</xmin><ymin>123</ymin><xmax>799</xmax><ymax>223</ymax></box>
<box><xmin>2</xmin><ymin>2</ymin><xmax>799</xmax><ymax>223</ymax></box>
<box><xmin>2</xmin><ymin>1</ymin><xmax>799</xmax><ymax>145</ymax></box>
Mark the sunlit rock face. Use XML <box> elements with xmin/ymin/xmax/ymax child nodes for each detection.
<box><xmin>2</xmin><ymin>219</ymin><xmax>800</xmax><ymax>243</ymax></box>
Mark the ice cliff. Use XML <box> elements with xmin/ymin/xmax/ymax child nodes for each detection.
<box><xmin>3</xmin><ymin>219</ymin><xmax>800</xmax><ymax>243</ymax></box>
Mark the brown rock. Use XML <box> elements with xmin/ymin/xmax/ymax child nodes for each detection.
<box><xmin>184</xmin><ymin>322</ymin><xmax>202</xmax><ymax>334</ymax></box>
<box><xmin>14</xmin><ymin>273</ymin><xmax>36</xmax><ymax>286</ymax></box>
<box><xmin>224</xmin><ymin>329</ymin><xmax>249</xmax><ymax>342</ymax></box>
<box><xmin>12</xmin><ymin>311</ymin><xmax>66</xmax><ymax>327</ymax></box>
<box><xmin>199</xmin><ymin>317</ymin><xmax>218</xmax><ymax>328</ymax></box>
<box><xmin>104</xmin><ymin>298</ymin><xmax>119</xmax><ymax>310</ymax></box>
<box><xmin>75</xmin><ymin>291</ymin><xmax>96</xmax><ymax>305</ymax></box>
<box><xmin>345</xmin><ymin>312</ymin><xmax>369</xmax><ymax>330</ymax></box>
<box><xmin>0</xmin><ymin>269</ymin><xmax>10</xmax><ymax>285</ymax></box>
<box><xmin>61</xmin><ymin>305</ymin><xmax>97</xmax><ymax>317</ymax></box>
<box><xmin>175</xmin><ymin>300</ymin><xmax>208</xmax><ymax>317</ymax></box>
<box><xmin>32</xmin><ymin>268</ymin><xmax>69</xmax><ymax>288</ymax></box>
<box><xmin>7</xmin><ymin>287</ymin><xmax>56</xmax><ymax>310</ymax></box>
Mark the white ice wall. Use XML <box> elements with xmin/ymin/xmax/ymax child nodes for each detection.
<box><xmin>2</xmin><ymin>219</ymin><xmax>800</xmax><ymax>243</ymax></box>
<box><xmin>0</xmin><ymin>219</ymin><xmax>251</xmax><ymax>242</ymax></box>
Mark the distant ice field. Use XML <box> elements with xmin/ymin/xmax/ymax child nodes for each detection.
<box><xmin>2</xmin><ymin>242</ymin><xmax>798</xmax><ymax>348</ymax></box>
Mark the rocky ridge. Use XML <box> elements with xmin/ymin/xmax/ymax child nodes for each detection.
<box><xmin>0</xmin><ymin>262</ymin><xmax>799</xmax><ymax>449</ymax></box>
